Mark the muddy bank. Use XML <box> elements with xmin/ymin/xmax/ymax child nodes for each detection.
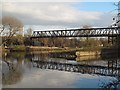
<box><xmin>76</xmin><ymin>51</ymin><xmax>101</xmax><ymax>56</ymax></box>
<box><xmin>76</xmin><ymin>55</ymin><xmax>101</xmax><ymax>61</ymax></box>
<box><xmin>76</xmin><ymin>47</ymin><xmax>120</xmax><ymax>56</ymax></box>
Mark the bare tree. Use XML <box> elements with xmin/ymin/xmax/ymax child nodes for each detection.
<box><xmin>0</xmin><ymin>17</ymin><xmax>2</xmax><ymax>35</ymax></box>
<box><xmin>2</xmin><ymin>16</ymin><xmax>23</xmax><ymax>38</ymax></box>
<box><xmin>26</xmin><ymin>28</ymin><xmax>33</xmax><ymax>37</ymax></box>
<box><xmin>82</xmin><ymin>25</ymin><xmax>92</xmax><ymax>29</ymax></box>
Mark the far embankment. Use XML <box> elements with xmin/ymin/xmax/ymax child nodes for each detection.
<box><xmin>2</xmin><ymin>46</ymin><xmax>119</xmax><ymax>58</ymax></box>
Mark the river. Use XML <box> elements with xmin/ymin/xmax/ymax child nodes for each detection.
<box><xmin>1</xmin><ymin>51</ymin><xmax>120</xmax><ymax>88</ymax></box>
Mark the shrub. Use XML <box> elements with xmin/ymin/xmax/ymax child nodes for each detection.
<box><xmin>12</xmin><ymin>45</ymin><xmax>26</xmax><ymax>51</ymax></box>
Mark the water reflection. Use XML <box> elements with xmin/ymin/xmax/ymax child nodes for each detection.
<box><xmin>2</xmin><ymin>51</ymin><xmax>120</xmax><ymax>88</ymax></box>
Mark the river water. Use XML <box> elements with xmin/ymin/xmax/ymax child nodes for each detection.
<box><xmin>1</xmin><ymin>51</ymin><xmax>120</xmax><ymax>88</ymax></box>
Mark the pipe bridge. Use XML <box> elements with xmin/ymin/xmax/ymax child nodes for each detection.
<box><xmin>31</xmin><ymin>27</ymin><xmax>120</xmax><ymax>38</ymax></box>
<box><xmin>31</xmin><ymin>60</ymin><xmax>120</xmax><ymax>77</ymax></box>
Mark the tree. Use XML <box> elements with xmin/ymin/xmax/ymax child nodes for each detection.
<box><xmin>82</xmin><ymin>25</ymin><xmax>92</xmax><ymax>29</ymax></box>
<box><xmin>2</xmin><ymin>16</ymin><xmax>23</xmax><ymax>38</ymax></box>
<box><xmin>1</xmin><ymin>16</ymin><xmax>23</xmax><ymax>46</ymax></box>
<box><xmin>81</xmin><ymin>25</ymin><xmax>92</xmax><ymax>47</ymax></box>
<box><xmin>25</xmin><ymin>28</ymin><xmax>33</xmax><ymax>37</ymax></box>
<box><xmin>0</xmin><ymin>17</ymin><xmax>3</xmax><ymax>35</ymax></box>
<box><xmin>114</xmin><ymin>35</ymin><xmax>120</xmax><ymax>47</ymax></box>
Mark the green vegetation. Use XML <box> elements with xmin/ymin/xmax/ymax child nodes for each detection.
<box><xmin>11</xmin><ymin>45</ymin><xmax>26</xmax><ymax>51</ymax></box>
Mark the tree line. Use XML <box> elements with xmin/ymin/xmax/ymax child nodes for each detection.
<box><xmin>32</xmin><ymin>37</ymin><xmax>109</xmax><ymax>48</ymax></box>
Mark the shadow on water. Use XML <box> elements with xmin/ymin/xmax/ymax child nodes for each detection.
<box><xmin>2</xmin><ymin>52</ymin><xmax>31</xmax><ymax>86</ymax></box>
<box><xmin>101</xmin><ymin>47</ymin><xmax>120</xmax><ymax>60</ymax></box>
<box><xmin>99</xmin><ymin>47</ymin><xmax>120</xmax><ymax>88</ymax></box>
<box><xmin>1</xmin><ymin>50</ymin><xmax>120</xmax><ymax>88</ymax></box>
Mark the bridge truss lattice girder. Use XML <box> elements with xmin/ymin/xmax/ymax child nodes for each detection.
<box><xmin>31</xmin><ymin>27</ymin><xmax>120</xmax><ymax>38</ymax></box>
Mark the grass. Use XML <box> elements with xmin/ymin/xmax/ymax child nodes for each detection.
<box><xmin>2</xmin><ymin>45</ymin><xmax>110</xmax><ymax>54</ymax></box>
<box><xmin>11</xmin><ymin>45</ymin><xmax>26</xmax><ymax>51</ymax></box>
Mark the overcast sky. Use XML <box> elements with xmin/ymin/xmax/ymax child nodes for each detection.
<box><xmin>1</xmin><ymin>0</ymin><xmax>119</xmax><ymax>30</ymax></box>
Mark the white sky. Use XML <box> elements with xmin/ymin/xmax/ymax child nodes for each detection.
<box><xmin>2</xmin><ymin>0</ymin><xmax>120</xmax><ymax>2</ymax></box>
<box><xmin>1</xmin><ymin>0</ymin><xmax>118</xmax><ymax>30</ymax></box>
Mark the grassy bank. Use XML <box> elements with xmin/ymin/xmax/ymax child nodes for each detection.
<box><xmin>10</xmin><ymin>45</ymin><xmax>26</xmax><ymax>52</ymax></box>
<box><xmin>26</xmin><ymin>46</ymin><xmax>82</xmax><ymax>54</ymax></box>
<box><xmin>2</xmin><ymin>45</ymin><xmax>120</xmax><ymax>57</ymax></box>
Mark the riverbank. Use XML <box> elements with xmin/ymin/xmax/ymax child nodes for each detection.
<box><xmin>2</xmin><ymin>46</ymin><xmax>120</xmax><ymax>58</ymax></box>
<box><xmin>2</xmin><ymin>46</ymin><xmax>82</xmax><ymax>53</ymax></box>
